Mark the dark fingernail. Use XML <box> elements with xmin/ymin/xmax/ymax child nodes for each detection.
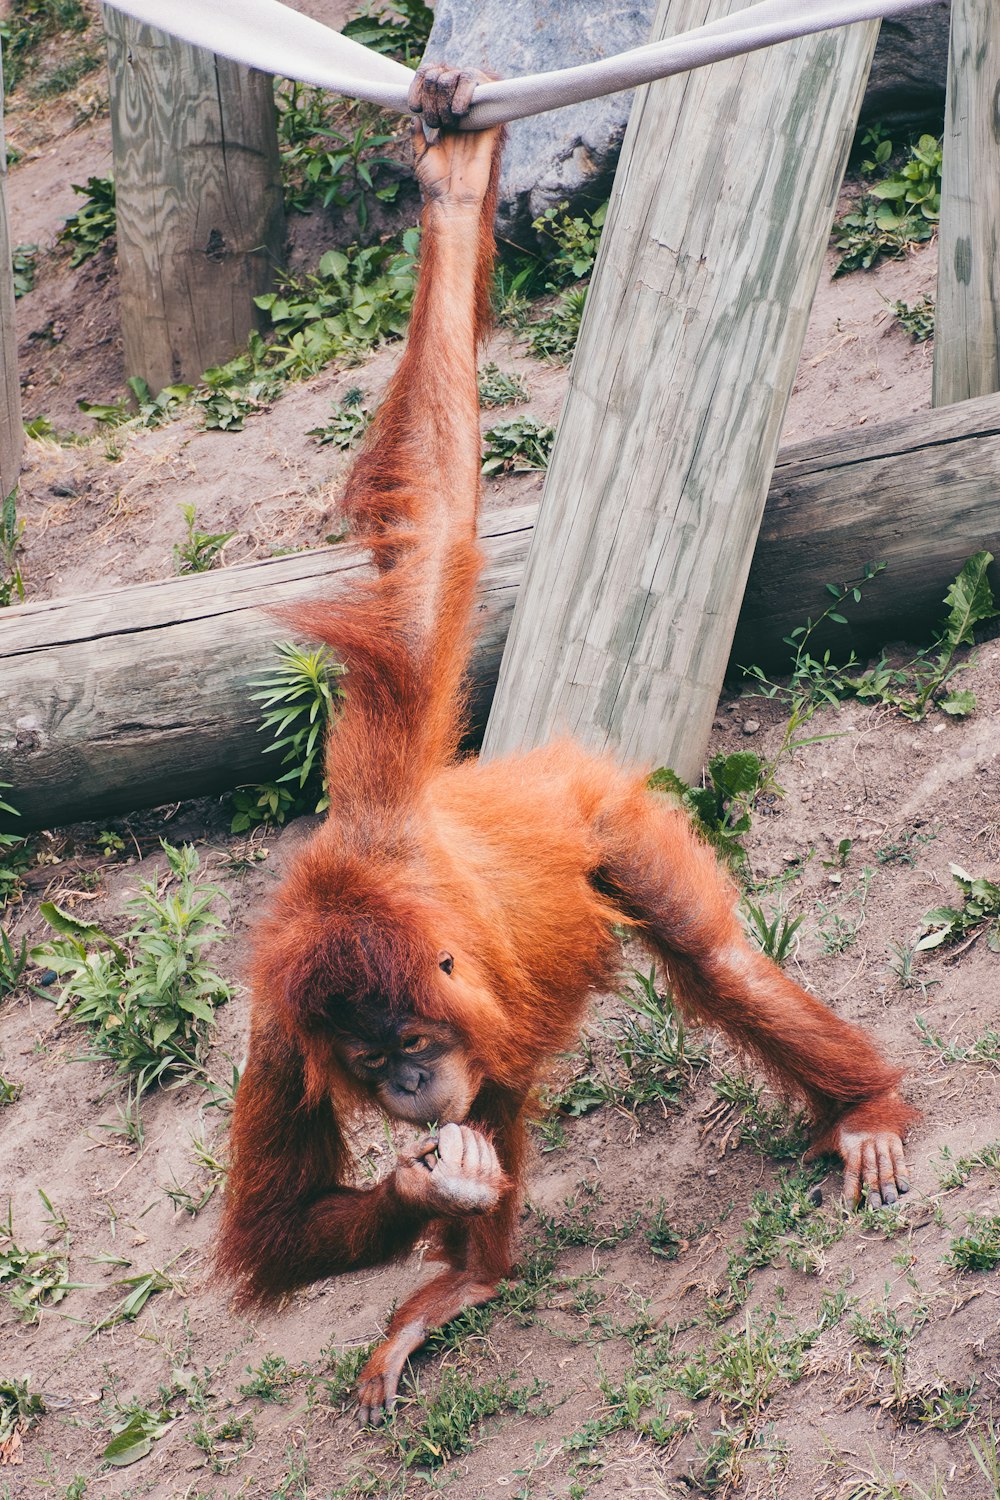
<box><xmin>808</xmin><ymin>1186</ymin><xmax>823</xmax><ymax>1207</ymax></box>
<box><xmin>882</xmin><ymin>1187</ymin><xmax>897</xmax><ymax>1206</ymax></box>
<box><xmin>897</xmin><ymin>1179</ymin><xmax>910</xmax><ymax>1194</ymax></box>
<box><xmin>867</xmin><ymin>1191</ymin><xmax>882</xmax><ymax>1210</ymax></box>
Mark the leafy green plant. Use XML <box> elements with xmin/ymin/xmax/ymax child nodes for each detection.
<box><xmin>916</xmin><ymin>865</ymin><xmax>1000</xmax><ymax>953</ymax></box>
<box><xmin>526</xmin><ymin>285</ymin><xmax>588</xmax><ymax>361</ymax></box>
<box><xmin>0</xmin><ymin>784</ymin><xmax>30</xmax><ymax>910</ymax></box>
<box><xmin>915</xmin><ymin>1015</ymin><xmax>1000</xmax><ymax>1069</ymax></box>
<box><xmin>239</xmin><ymin>1353</ymin><xmax>302</xmax><ymax>1404</ymax></box>
<box><xmin>194</xmin><ymin>378</ymin><xmax>275</xmax><ymax>432</ymax></box>
<box><xmin>481</xmin><ymin>415</ymin><xmax>555</xmax><ymax>475</ymax></box>
<box><xmin>743</xmin><ymin>900</ymin><xmax>805</xmax><ymax>965</ymax></box>
<box><xmin>191</xmin><ymin>1411</ymin><xmax>256</xmax><ymax>1474</ymax></box>
<box><xmin>707</xmin><ymin>1072</ymin><xmax>811</xmax><ymax>1161</ymax></box>
<box><xmin>0</xmin><ymin>926</ymin><xmax>28</xmax><ymax>1001</ymax></box>
<box><xmin>12</xmin><ymin>244</ymin><xmax>37</xmax><ymax>299</ymax></box>
<box><xmin>708</xmin><ymin>1171</ymin><xmax>839</xmax><ymax>1318</ymax></box>
<box><xmin>255</xmin><ymin>233</ymin><xmax>420</xmax><ymax>377</ymax></box>
<box><xmin>232</xmin><ymin>641</ymin><xmax>344</xmax><ymax>831</ymax></box>
<box><xmin>307</xmin><ymin>387</ymin><xmax>371</xmax><ymax>448</ymax></box>
<box><xmin>0</xmin><ymin>490</ymin><xmax>26</xmax><ymax>606</ymax></box>
<box><xmin>341</xmin><ymin>0</ymin><xmax>433</xmax><ymax>65</ymax></box>
<box><xmin>477</xmin><ymin>363</ymin><xmax>530</xmax><ymax>409</ymax></box>
<box><xmin>649</xmin><ymin>751</ymin><xmax>763</xmax><ymax>868</ymax></box>
<box><xmin>892</xmin><ymin>295</ymin><xmax>935</xmax><ymax>342</ymax></box>
<box><xmin>0</xmin><ymin>1204</ymin><xmax>76</xmax><ymax>1323</ymax></box>
<box><xmin>835</xmin><ymin>134</ymin><xmax>942</xmax><ymax>274</ymax></box>
<box><xmin>647</xmin><ymin>1200</ymin><xmax>686</xmax><ymax>1261</ymax></box>
<box><xmin>0</xmin><ymin>1376</ymin><xmax>45</xmax><ymax>1464</ymax></box>
<box><xmin>172</xmin><ymin>503</ymin><xmax>235</xmax><ymax>574</ymax></box>
<box><xmin>0</xmin><ymin>1073</ymin><xmax>22</xmax><ymax>1105</ymax></box>
<box><xmin>387</xmin><ymin>1366</ymin><xmax>547</xmax><ymax>1469</ymax></box>
<box><xmin>36</xmin><ymin>842</ymin><xmax>232</xmax><ymax>1097</ymax></box>
<box><xmin>280</xmin><ymin>99</ymin><xmax>401</xmax><ymax>229</ymax></box>
<box><xmin>531</xmin><ymin>200</ymin><xmax>607</xmax><ymax>285</ymax></box>
<box><xmin>102</xmin><ymin>1402</ymin><xmax>176</xmax><ymax>1468</ymax></box>
<box><xmin>945</xmin><ymin>1215</ymin><xmax>1000</xmax><ymax>1272</ymax></box>
<box><xmin>93</xmin><ymin>1261</ymin><xmax>188</xmax><ymax>1335</ymax></box>
<box><xmin>58</xmin><ymin>176</ymin><xmax>116</xmax><ymax>267</ymax></box>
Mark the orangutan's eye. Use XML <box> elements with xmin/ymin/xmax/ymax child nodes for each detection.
<box><xmin>438</xmin><ymin>951</ymin><xmax>454</xmax><ymax>975</ymax></box>
<box><xmin>362</xmin><ymin>1053</ymin><xmax>386</xmax><ymax>1070</ymax></box>
<box><xmin>401</xmin><ymin>1035</ymin><xmax>427</xmax><ymax>1053</ymax></box>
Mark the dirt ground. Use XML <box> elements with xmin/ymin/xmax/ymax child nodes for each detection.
<box><xmin>1</xmin><ymin>11</ymin><xmax>998</xmax><ymax>1500</ymax></box>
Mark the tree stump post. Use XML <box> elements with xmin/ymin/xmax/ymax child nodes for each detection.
<box><xmin>103</xmin><ymin>8</ymin><xmax>285</xmax><ymax>392</ymax></box>
<box><xmin>0</xmin><ymin>52</ymin><xmax>23</xmax><ymax>500</ymax></box>
<box><xmin>932</xmin><ymin>0</ymin><xmax>1000</xmax><ymax>407</ymax></box>
<box><xmin>481</xmin><ymin>0</ymin><xmax>879</xmax><ymax>781</ymax></box>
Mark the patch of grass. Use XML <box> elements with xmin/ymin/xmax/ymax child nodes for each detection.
<box><xmin>526</xmin><ymin>285</ymin><xmax>588</xmax><ymax>361</ymax></box>
<box><xmin>707</xmin><ymin>1072</ymin><xmax>811</xmax><ymax>1162</ymax></box>
<box><xmin>36</xmin><ymin>841</ymin><xmax>232</xmax><ymax>1097</ymax></box>
<box><xmin>307</xmin><ymin>387</ymin><xmax>371</xmax><ymax>448</ymax></box>
<box><xmin>231</xmin><ymin>640</ymin><xmax>344</xmax><ymax>831</ymax></box>
<box><xmin>239</xmin><ymin>1353</ymin><xmax>303</xmax><ymax>1404</ymax></box>
<box><xmin>546</xmin><ymin>968</ymin><xmax>707</xmax><ymax>1122</ymax></box>
<box><xmin>834</xmin><ymin>133</ymin><xmax>941</xmax><ymax>274</ymax></box>
<box><xmin>172</xmin><ymin>503</ymin><xmax>235</xmax><ymax>574</ymax></box>
<box><xmin>647</xmin><ymin>1200</ymin><xmax>686</xmax><ymax>1261</ymax></box>
<box><xmin>666</xmin><ymin>1302</ymin><xmax>841</xmax><ymax>1415</ymax></box>
<box><xmin>191</xmin><ymin>1412</ymin><xmax>256</xmax><ymax>1475</ymax></box>
<box><xmin>945</xmin><ymin>1214</ymin><xmax>1000</xmax><ymax>1272</ymax></box>
<box><xmin>893</xmin><ymin>1382</ymin><xmax>978</xmax><ymax>1431</ymax></box>
<box><xmin>708</xmin><ymin>1171</ymin><xmax>840</xmax><ymax>1318</ymax></box>
<box><xmin>915</xmin><ymin>1015</ymin><xmax>1000</xmax><ymax>1069</ymax></box>
<box><xmin>58</xmin><ymin>176</ymin><xmax>116</xmax><ymax>267</ymax></box>
<box><xmin>0</xmin><ymin>0</ymin><xmax>88</xmax><ymax>93</ymax></box>
<box><xmin>163</xmin><ymin>1136</ymin><xmax>227</xmax><ymax>1216</ymax></box>
<box><xmin>851</xmin><ymin>1289</ymin><xmax>929</xmax><ymax>1409</ymax></box>
<box><xmin>877</xmin><ymin>826</ymin><xmax>937</xmax><ymax>867</ymax></box>
<box><xmin>0</xmin><ymin>784</ymin><xmax>31</xmax><ymax>912</ymax></box>
<box><xmin>389</xmin><ymin>1366</ymin><xmax>547</xmax><ymax>1469</ymax></box>
<box><xmin>0</xmin><ymin>927</ymin><xmax>28</xmax><ymax>1002</ymax></box>
<box><xmin>12</xmin><ymin>244</ymin><xmax>37</xmax><ymax>299</ymax></box>
<box><xmin>477</xmin><ymin>363</ymin><xmax>530</xmax><ymax>409</ymax></box>
<box><xmin>481</xmin><ymin>415</ymin><xmax>555</xmax><ymax>475</ymax></box>
<box><xmin>916</xmin><ymin>864</ymin><xmax>1000</xmax><ymax>953</ymax></box>
<box><xmin>933</xmin><ymin>1140</ymin><xmax>1000</xmax><ymax>1190</ymax></box>
<box><xmin>742</xmin><ymin>900</ymin><xmax>805</xmax><ymax>965</ymax></box>
<box><xmin>0</xmin><ymin>490</ymin><xmax>26</xmax><ymax>607</ymax></box>
<box><xmin>536</xmin><ymin>1182</ymin><xmax>641</xmax><ymax>1251</ymax></box>
<box><xmin>815</xmin><ymin>865</ymin><xmax>874</xmax><ymax>955</ymax></box>
<box><xmin>322</xmin><ymin>1344</ymin><xmax>372</xmax><ymax>1407</ymax></box>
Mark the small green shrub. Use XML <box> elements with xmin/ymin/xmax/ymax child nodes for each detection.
<box><xmin>526</xmin><ymin>285</ymin><xmax>588</xmax><ymax>361</ymax></box>
<box><xmin>172</xmin><ymin>503</ymin><xmax>235</xmax><ymax>574</ymax></box>
<box><xmin>0</xmin><ymin>1206</ymin><xmax>74</xmax><ymax>1323</ymax></box>
<box><xmin>0</xmin><ymin>490</ymin><xmax>26</xmax><ymax>606</ymax></box>
<box><xmin>945</xmin><ymin>1215</ymin><xmax>1000</xmax><ymax>1272</ymax></box>
<box><xmin>531</xmin><ymin>200</ymin><xmax>607</xmax><ymax>285</ymax></box>
<box><xmin>341</xmin><ymin>0</ymin><xmax>433</xmax><ymax>65</ymax></box>
<box><xmin>58</xmin><ymin>176</ymin><xmax>116</xmax><ymax>267</ymax></box>
<box><xmin>231</xmin><ymin>642</ymin><xmax>344</xmax><ymax>831</ymax></box>
<box><xmin>477</xmin><ymin>363</ymin><xmax>530</xmax><ymax>409</ymax></box>
<box><xmin>892</xmin><ymin>295</ymin><xmax>935</xmax><ymax>341</ymax></box>
<box><xmin>917</xmin><ymin>866</ymin><xmax>1000</xmax><ymax>953</ymax></box>
<box><xmin>835</xmin><ymin>134</ymin><xmax>942</xmax><ymax>274</ymax></box>
<box><xmin>481</xmin><ymin>416</ymin><xmax>555</xmax><ymax>475</ymax></box>
<box><xmin>0</xmin><ymin>784</ymin><xmax>30</xmax><ymax>911</ymax></box>
<box><xmin>0</xmin><ymin>0</ymin><xmax>88</xmax><ymax>92</ymax></box>
<box><xmin>649</xmin><ymin>751</ymin><xmax>763</xmax><ymax>868</ymax></box>
<box><xmin>12</xmin><ymin>244</ymin><xmax>37</xmax><ymax>299</ymax></box>
<box><xmin>307</xmin><ymin>387</ymin><xmax>371</xmax><ymax>448</ymax></box>
<box><xmin>36</xmin><ymin>842</ymin><xmax>232</xmax><ymax>1096</ymax></box>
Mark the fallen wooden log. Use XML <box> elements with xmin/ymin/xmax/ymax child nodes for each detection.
<box><xmin>2</xmin><ymin>394</ymin><xmax>999</xmax><ymax>830</ymax></box>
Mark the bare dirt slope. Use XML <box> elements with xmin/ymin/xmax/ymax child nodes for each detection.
<box><xmin>2</xmin><ymin>20</ymin><xmax>999</xmax><ymax>1500</ymax></box>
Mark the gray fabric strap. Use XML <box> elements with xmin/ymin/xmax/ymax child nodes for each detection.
<box><xmin>102</xmin><ymin>0</ymin><xmax>934</xmax><ymax>126</ymax></box>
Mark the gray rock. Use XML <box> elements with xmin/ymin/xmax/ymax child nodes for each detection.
<box><xmin>422</xmin><ymin>0</ymin><xmax>650</xmax><ymax>242</ymax></box>
<box><xmin>422</xmin><ymin>1</ymin><xmax>951</xmax><ymax>239</ymax></box>
<box><xmin>861</xmin><ymin>2</ymin><xmax>951</xmax><ymax>132</ymax></box>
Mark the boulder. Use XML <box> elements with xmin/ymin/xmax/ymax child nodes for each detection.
<box><xmin>422</xmin><ymin>0</ymin><xmax>952</xmax><ymax>239</ymax></box>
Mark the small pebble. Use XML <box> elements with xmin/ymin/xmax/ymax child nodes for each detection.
<box><xmin>742</xmin><ymin>718</ymin><xmax>761</xmax><ymax>735</ymax></box>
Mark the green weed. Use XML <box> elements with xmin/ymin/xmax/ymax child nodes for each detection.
<box><xmin>231</xmin><ymin>640</ymin><xmax>344</xmax><ymax>831</ymax></box>
<box><xmin>0</xmin><ymin>1203</ymin><xmax>76</xmax><ymax>1323</ymax></box>
<box><xmin>708</xmin><ymin>1072</ymin><xmax>811</xmax><ymax>1161</ymax></box>
<box><xmin>916</xmin><ymin>864</ymin><xmax>1000</xmax><ymax>953</ymax></box>
<box><xmin>815</xmin><ymin>865</ymin><xmax>874</xmax><ymax>954</ymax></box>
<box><xmin>532</xmin><ymin>200</ymin><xmax>607</xmax><ymax>285</ymax></box>
<box><xmin>172</xmin><ymin>502</ymin><xmax>235</xmax><ymax>574</ymax></box>
<box><xmin>239</xmin><ymin>1353</ymin><xmax>302</xmax><ymax>1404</ymax></box>
<box><xmin>12</xmin><ymin>244</ymin><xmax>37</xmax><ymax>299</ymax></box>
<box><xmin>536</xmin><ymin>1181</ymin><xmax>640</xmax><ymax>1251</ymax></box>
<box><xmin>933</xmin><ymin>1140</ymin><xmax>1000</xmax><ymax>1190</ymax></box>
<box><xmin>101</xmin><ymin>1400</ymin><xmax>176</xmax><ymax>1468</ymax></box>
<box><xmin>915</xmin><ymin>1014</ymin><xmax>1000</xmax><ymax>1069</ymax></box>
<box><xmin>281</xmin><ymin>99</ymin><xmax>401</xmax><ymax>230</ymax></box>
<box><xmin>477</xmin><ymin>363</ymin><xmax>530</xmax><ymax>409</ymax></box>
<box><xmin>58</xmin><ymin>176</ymin><xmax>116</xmax><ymax>267</ymax></box>
<box><xmin>0</xmin><ymin>784</ymin><xmax>30</xmax><ymax>911</ymax></box>
<box><xmin>835</xmin><ymin>134</ymin><xmax>941</xmax><ymax>274</ymax></box>
<box><xmin>0</xmin><ymin>490</ymin><xmax>26</xmax><ymax>606</ymax></box>
<box><xmin>892</xmin><ymin>295</ymin><xmax>935</xmax><ymax>341</ymax></box>
<box><xmin>388</xmin><ymin>1366</ymin><xmax>547</xmax><ymax>1468</ymax></box>
<box><xmin>0</xmin><ymin>927</ymin><xmax>28</xmax><ymax>1001</ymax></box>
<box><xmin>36</xmin><ymin>841</ymin><xmax>232</xmax><ymax>1097</ymax></box>
<box><xmin>945</xmin><ymin>1214</ymin><xmax>1000</xmax><ymax>1272</ymax></box>
<box><xmin>708</xmin><ymin>1171</ymin><xmax>839</xmax><ymax>1318</ymax></box>
<box><xmin>650</xmin><ymin>751</ymin><xmax>763</xmax><ymax>868</ymax></box>
<box><xmin>0</xmin><ymin>0</ymin><xmax>88</xmax><ymax>92</ymax></box>
<box><xmin>341</xmin><ymin>0</ymin><xmax>433</xmax><ymax>67</ymax></box>
<box><xmin>0</xmin><ymin>1073</ymin><xmax>22</xmax><ymax>1105</ymax></box>
<box><xmin>191</xmin><ymin>1412</ymin><xmax>256</xmax><ymax>1474</ymax></box>
<box><xmin>33</xmin><ymin>50</ymin><xmax>101</xmax><ymax>98</ymax></box>
<box><xmin>194</xmin><ymin>379</ymin><xmax>276</xmax><ymax>432</ymax></box>
<box><xmin>526</xmin><ymin>285</ymin><xmax>588</xmax><ymax>361</ymax></box>
<box><xmin>307</xmin><ymin>387</ymin><xmax>371</xmax><ymax>448</ymax></box>
<box><xmin>743</xmin><ymin>900</ymin><xmax>805</xmax><ymax>965</ymax></box>
<box><xmin>647</xmin><ymin>1201</ymin><xmax>686</xmax><ymax>1260</ymax></box>
<box><xmin>0</xmin><ymin>1376</ymin><xmax>45</xmax><ymax>1461</ymax></box>
<box><xmin>481</xmin><ymin>415</ymin><xmax>555</xmax><ymax>475</ymax></box>
<box><xmin>92</xmin><ymin>1259</ymin><xmax>189</xmax><ymax>1335</ymax></box>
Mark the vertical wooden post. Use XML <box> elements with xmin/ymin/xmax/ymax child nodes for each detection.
<box><xmin>932</xmin><ymin>0</ymin><xmax>1000</xmax><ymax>407</ymax></box>
<box><xmin>0</xmin><ymin>52</ymin><xmax>23</xmax><ymax>500</ymax></box>
<box><xmin>482</xmin><ymin>1</ymin><xmax>879</xmax><ymax>781</ymax></box>
<box><xmin>103</xmin><ymin>9</ymin><xmax>285</xmax><ymax>392</ymax></box>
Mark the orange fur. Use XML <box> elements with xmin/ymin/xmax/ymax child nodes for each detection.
<box><xmin>217</xmin><ymin>110</ymin><xmax>914</xmax><ymax>1411</ymax></box>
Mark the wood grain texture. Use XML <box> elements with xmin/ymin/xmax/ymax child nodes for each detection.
<box><xmin>103</xmin><ymin>8</ymin><xmax>285</xmax><ymax>391</ymax></box>
<box><xmin>3</xmin><ymin>390</ymin><xmax>999</xmax><ymax>829</ymax></box>
<box><xmin>0</xmin><ymin>56</ymin><xmax>23</xmax><ymax>499</ymax></box>
<box><xmin>0</xmin><ymin>505</ymin><xmax>534</xmax><ymax>829</ymax></box>
<box><xmin>481</xmin><ymin>0</ymin><xmax>879</xmax><ymax>781</ymax></box>
<box><xmin>932</xmin><ymin>0</ymin><xmax>1000</xmax><ymax>406</ymax></box>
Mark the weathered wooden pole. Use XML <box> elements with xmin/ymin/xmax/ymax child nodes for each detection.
<box><xmin>103</xmin><ymin>8</ymin><xmax>285</xmax><ymax>391</ymax></box>
<box><xmin>4</xmin><ymin>389</ymin><xmax>1000</xmax><ymax>830</ymax></box>
<box><xmin>482</xmin><ymin>0</ymin><xmax>879</xmax><ymax>781</ymax></box>
<box><xmin>932</xmin><ymin>0</ymin><xmax>1000</xmax><ymax>407</ymax></box>
<box><xmin>0</xmin><ymin>52</ymin><xmax>23</xmax><ymax>500</ymax></box>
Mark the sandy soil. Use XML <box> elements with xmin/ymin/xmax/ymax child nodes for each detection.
<box><xmin>1</xmin><ymin>17</ymin><xmax>998</xmax><ymax>1500</ymax></box>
